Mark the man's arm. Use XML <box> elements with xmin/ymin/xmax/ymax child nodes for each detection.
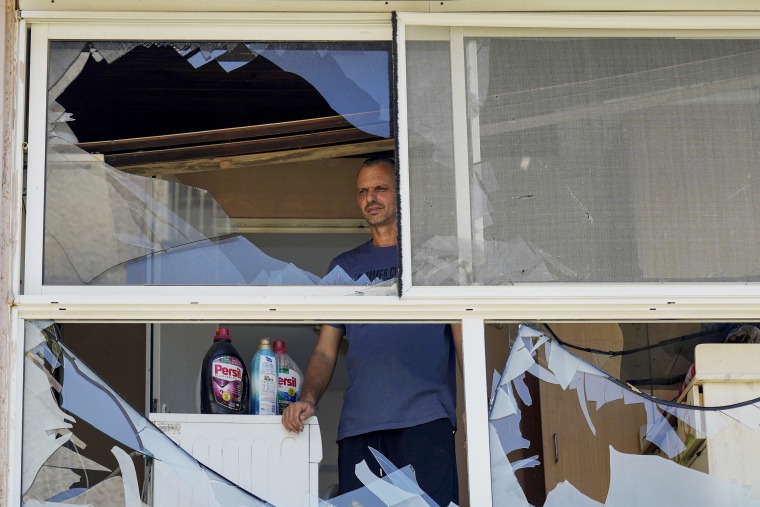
<box><xmin>281</xmin><ymin>324</ymin><xmax>343</xmax><ymax>433</ymax></box>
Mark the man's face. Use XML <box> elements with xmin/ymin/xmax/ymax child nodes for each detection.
<box><xmin>356</xmin><ymin>162</ymin><xmax>397</xmax><ymax>228</ymax></box>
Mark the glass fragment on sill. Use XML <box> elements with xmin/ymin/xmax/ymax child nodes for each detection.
<box><xmin>412</xmin><ymin>235</ymin><xmax>558</xmax><ymax>286</ymax></box>
<box><xmin>489</xmin><ymin>325</ymin><xmax>760</xmax><ymax>506</ymax></box>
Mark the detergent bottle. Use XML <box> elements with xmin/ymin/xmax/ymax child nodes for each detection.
<box><xmin>200</xmin><ymin>327</ymin><xmax>250</xmax><ymax>414</ymax></box>
<box><xmin>273</xmin><ymin>340</ymin><xmax>303</xmax><ymax>414</ymax></box>
<box><xmin>251</xmin><ymin>338</ymin><xmax>278</xmax><ymax>415</ymax></box>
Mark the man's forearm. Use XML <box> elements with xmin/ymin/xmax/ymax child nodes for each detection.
<box><xmin>299</xmin><ymin>350</ymin><xmax>337</xmax><ymax>407</ymax></box>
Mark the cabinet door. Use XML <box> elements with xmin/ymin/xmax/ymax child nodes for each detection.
<box><xmin>539</xmin><ymin>323</ymin><xmax>645</xmax><ymax>503</ymax></box>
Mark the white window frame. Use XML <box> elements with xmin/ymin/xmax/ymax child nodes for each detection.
<box><xmin>22</xmin><ymin>13</ymin><xmax>396</xmax><ymax>301</ymax></box>
<box><xmin>397</xmin><ymin>12</ymin><xmax>760</xmax><ymax>321</ymax></box>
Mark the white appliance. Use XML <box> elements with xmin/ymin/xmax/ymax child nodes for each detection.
<box><xmin>149</xmin><ymin>413</ymin><xmax>321</xmax><ymax>507</ymax></box>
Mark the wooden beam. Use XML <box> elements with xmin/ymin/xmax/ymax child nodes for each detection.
<box><xmin>232</xmin><ymin>218</ymin><xmax>371</xmax><ymax>234</ymax></box>
<box><xmin>77</xmin><ymin>111</ymin><xmax>388</xmax><ymax>153</ymax></box>
<box><xmin>117</xmin><ymin>138</ymin><xmax>395</xmax><ymax>176</ymax></box>
<box><xmin>105</xmin><ymin>127</ymin><xmax>381</xmax><ymax>167</ymax></box>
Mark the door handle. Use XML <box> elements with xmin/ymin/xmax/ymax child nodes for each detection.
<box><xmin>553</xmin><ymin>433</ymin><xmax>559</xmax><ymax>463</ymax></box>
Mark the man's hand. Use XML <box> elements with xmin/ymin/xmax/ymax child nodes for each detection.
<box><xmin>281</xmin><ymin>400</ymin><xmax>317</xmax><ymax>433</ymax></box>
<box><xmin>280</xmin><ymin>325</ymin><xmax>342</xmax><ymax>433</ymax></box>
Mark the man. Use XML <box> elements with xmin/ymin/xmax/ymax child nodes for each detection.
<box><xmin>281</xmin><ymin>157</ymin><xmax>463</xmax><ymax>506</ymax></box>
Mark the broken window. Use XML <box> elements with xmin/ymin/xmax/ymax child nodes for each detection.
<box><xmin>40</xmin><ymin>40</ymin><xmax>392</xmax><ymax>287</ymax></box>
<box><xmin>22</xmin><ymin>320</ymin><xmax>460</xmax><ymax>507</ymax></box>
<box><xmin>406</xmin><ymin>34</ymin><xmax>760</xmax><ymax>285</ymax></box>
<box><xmin>22</xmin><ymin>320</ymin><xmax>277</xmax><ymax>506</ymax></box>
<box><xmin>486</xmin><ymin>323</ymin><xmax>760</xmax><ymax>506</ymax></box>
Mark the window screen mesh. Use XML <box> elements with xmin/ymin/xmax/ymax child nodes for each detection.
<box><xmin>408</xmin><ymin>37</ymin><xmax>760</xmax><ymax>285</ymax></box>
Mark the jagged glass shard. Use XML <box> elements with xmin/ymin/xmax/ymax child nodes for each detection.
<box><xmin>510</xmin><ymin>455</ymin><xmax>540</xmax><ymax>472</ymax></box>
<box><xmin>544</xmin><ymin>481</ymin><xmax>603</xmax><ymax>507</ymax></box>
<box><xmin>243</xmin><ymin>44</ymin><xmax>390</xmax><ymax>138</ymax></box>
<box><xmin>490</xmin><ymin>369</ymin><xmax>502</xmax><ymax>405</ymax></box>
<box><xmin>606</xmin><ymin>447</ymin><xmax>760</xmax><ymax>507</ymax></box>
<box><xmin>512</xmin><ymin>373</ymin><xmax>532</xmax><ymax>406</ymax></box>
<box><xmin>355</xmin><ymin>273</ymin><xmax>372</xmax><ymax>285</ymax></box>
<box><xmin>501</xmin><ymin>336</ymin><xmax>536</xmax><ymax>386</ymax></box>
<box><xmin>23</xmin><ymin>321</ymin><xmax>273</xmax><ymax>506</ymax></box>
<box><xmin>489</xmin><ymin>424</ymin><xmax>530</xmax><ymax>507</ymax></box>
<box><xmin>547</xmin><ymin>342</ymin><xmax>580</xmax><ymax>389</ymax></box>
<box><xmin>355</xmin><ymin>460</ymin><xmax>430</xmax><ymax>507</ymax></box>
<box><xmin>490</xmin><ymin>382</ymin><xmax>517</xmax><ymax>420</ymax></box>
<box><xmin>643</xmin><ymin>401</ymin><xmax>686</xmax><ymax>459</ymax></box>
<box><xmin>585</xmin><ymin>373</ymin><xmax>608</xmax><ymax>410</ymax></box>
<box><xmin>724</xmin><ymin>404</ymin><xmax>760</xmax><ymax>431</ymax></box>
<box><xmin>321</xmin><ymin>265</ymin><xmax>355</xmax><ymax>285</ymax></box>
<box><xmin>572</xmin><ymin>373</ymin><xmax>596</xmax><ymax>436</ymax></box>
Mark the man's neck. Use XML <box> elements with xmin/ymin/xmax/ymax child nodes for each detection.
<box><xmin>370</xmin><ymin>223</ymin><xmax>398</xmax><ymax>247</ymax></box>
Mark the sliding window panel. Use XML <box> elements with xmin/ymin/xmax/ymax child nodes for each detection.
<box><xmin>407</xmin><ymin>34</ymin><xmax>760</xmax><ymax>285</ymax></box>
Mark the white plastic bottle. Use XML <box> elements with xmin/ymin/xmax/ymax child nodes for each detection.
<box><xmin>273</xmin><ymin>340</ymin><xmax>303</xmax><ymax>414</ymax></box>
<box><xmin>251</xmin><ymin>338</ymin><xmax>278</xmax><ymax>415</ymax></box>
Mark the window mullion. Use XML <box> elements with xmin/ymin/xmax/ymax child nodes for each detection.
<box><xmin>462</xmin><ymin>317</ymin><xmax>493</xmax><ymax>507</ymax></box>
<box><xmin>450</xmin><ymin>27</ymin><xmax>474</xmax><ymax>285</ymax></box>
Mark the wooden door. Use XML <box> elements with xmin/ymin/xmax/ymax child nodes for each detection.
<box><xmin>539</xmin><ymin>323</ymin><xmax>646</xmax><ymax>503</ymax></box>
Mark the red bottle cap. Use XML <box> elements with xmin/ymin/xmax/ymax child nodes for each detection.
<box><xmin>214</xmin><ymin>327</ymin><xmax>231</xmax><ymax>341</ymax></box>
<box><xmin>272</xmin><ymin>340</ymin><xmax>287</xmax><ymax>353</ymax></box>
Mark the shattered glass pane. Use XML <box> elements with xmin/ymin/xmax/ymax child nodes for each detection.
<box><xmin>44</xmin><ymin>41</ymin><xmax>392</xmax><ymax>287</ymax></box>
<box><xmin>22</xmin><ymin>321</ymin><xmax>464</xmax><ymax>506</ymax></box>
<box><xmin>486</xmin><ymin>323</ymin><xmax>760</xmax><ymax>506</ymax></box>
<box><xmin>408</xmin><ymin>36</ymin><xmax>760</xmax><ymax>285</ymax></box>
<box><xmin>22</xmin><ymin>321</ymin><xmax>275</xmax><ymax>506</ymax></box>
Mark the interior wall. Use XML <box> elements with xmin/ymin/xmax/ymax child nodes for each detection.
<box><xmin>177</xmin><ymin>158</ymin><xmax>366</xmax><ymax>220</ymax></box>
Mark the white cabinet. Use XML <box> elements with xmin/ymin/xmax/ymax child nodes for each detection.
<box><xmin>149</xmin><ymin>413</ymin><xmax>322</xmax><ymax>507</ymax></box>
<box><xmin>676</xmin><ymin>344</ymin><xmax>760</xmax><ymax>496</ymax></box>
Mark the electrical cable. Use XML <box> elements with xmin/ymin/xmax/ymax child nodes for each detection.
<box><xmin>545</xmin><ymin>325</ymin><xmax>724</xmax><ymax>357</ymax></box>
<box><xmin>539</xmin><ymin>324</ymin><xmax>760</xmax><ymax>411</ymax></box>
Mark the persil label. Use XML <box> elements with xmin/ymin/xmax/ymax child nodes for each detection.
<box><xmin>213</xmin><ymin>362</ymin><xmax>243</xmax><ymax>382</ymax></box>
<box><xmin>211</xmin><ymin>356</ymin><xmax>244</xmax><ymax>410</ymax></box>
<box><xmin>277</xmin><ymin>369</ymin><xmax>302</xmax><ymax>413</ymax></box>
